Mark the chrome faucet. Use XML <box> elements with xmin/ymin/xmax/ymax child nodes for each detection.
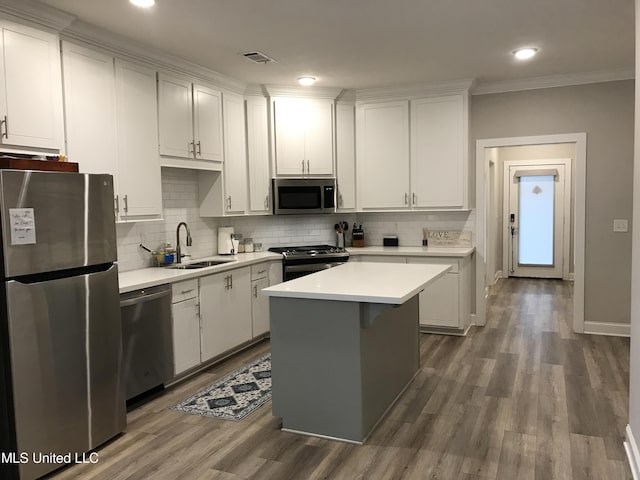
<box><xmin>176</xmin><ymin>222</ymin><xmax>192</xmax><ymax>263</ymax></box>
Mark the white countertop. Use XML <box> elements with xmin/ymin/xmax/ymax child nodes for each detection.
<box><xmin>347</xmin><ymin>246</ymin><xmax>475</xmax><ymax>257</ymax></box>
<box><xmin>118</xmin><ymin>252</ymin><xmax>282</xmax><ymax>293</ymax></box>
<box><xmin>262</xmin><ymin>261</ymin><xmax>451</xmax><ymax>304</ymax></box>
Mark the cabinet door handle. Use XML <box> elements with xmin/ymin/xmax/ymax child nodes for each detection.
<box><xmin>257</xmin><ymin>269</ymin><xmax>266</xmax><ymax>275</ymax></box>
<box><xmin>189</xmin><ymin>141</ymin><xmax>194</xmax><ymax>156</ymax></box>
<box><xmin>307</xmin><ymin>160</ymin><xmax>310</xmax><ymax>174</ymax></box>
<box><xmin>230</xmin><ymin>274</ymin><xmax>233</xmax><ymax>289</ymax></box>
<box><xmin>181</xmin><ymin>289</ymin><xmax>194</xmax><ymax>294</ymax></box>
<box><xmin>404</xmin><ymin>193</ymin><xmax>408</xmax><ymax>205</ymax></box>
<box><xmin>123</xmin><ymin>194</ymin><xmax>128</xmax><ymax>213</ymax></box>
<box><xmin>1</xmin><ymin>115</ymin><xmax>8</xmax><ymax>139</ymax></box>
<box><xmin>114</xmin><ymin>195</ymin><xmax>119</xmax><ymax>214</ymax></box>
<box><xmin>197</xmin><ymin>141</ymin><xmax>201</xmax><ymax>156</ymax></box>
<box><xmin>339</xmin><ymin>192</ymin><xmax>343</xmax><ymax>207</ymax></box>
<box><xmin>265</xmin><ymin>195</ymin><xmax>270</xmax><ymax>210</ymax></box>
<box><xmin>301</xmin><ymin>160</ymin><xmax>305</xmax><ymax>174</ymax></box>
<box><xmin>227</xmin><ymin>196</ymin><xmax>232</xmax><ymax>210</ymax></box>
<box><xmin>413</xmin><ymin>193</ymin><xmax>417</xmax><ymax>205</ymax></box>
<box><xmin>224</xmin><ymin>275</ymin><xmax>230</xmax><ymax>289</ymax></box>
<box><xmin>253</xmin><ymin>284</ymin><xmax>258</xmax><ymax>297</ymax></box>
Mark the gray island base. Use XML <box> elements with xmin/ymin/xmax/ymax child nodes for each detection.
<box><xmin>270</xmin><ymin>295</ymin><xmax>420</xmax><ymax>444</ymax></box>
<box><xmin>263</xmin><ymin>262</ymin><xmax>451</xmax><ymax>444</ymax></box>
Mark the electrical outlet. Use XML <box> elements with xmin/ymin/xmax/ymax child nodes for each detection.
<box><xmin>613</xmin><ymin>219</ymin><xmax>629</xmax><ymax>232</ymax></box>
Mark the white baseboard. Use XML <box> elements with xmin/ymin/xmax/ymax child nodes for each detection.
<box><xmin>625</xmin><ymin>424</ymin><xmax>640</xmax><ymax>480</ymax></box>
<box><xmin>583</xmin><ymin>321</ymin><xmax>630</xmax><ymax>337</ymax></box>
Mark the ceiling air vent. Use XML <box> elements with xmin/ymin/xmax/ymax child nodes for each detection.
<box><xmin>242</xmin><ymin>51</ymin><xmax>276</xmax><ymax>64</ymax></box>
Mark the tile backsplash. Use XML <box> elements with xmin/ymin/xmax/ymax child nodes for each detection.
<box><xmin>116</xmin><ymin>167</ymin><xmax>475</xmax><ymax>272</ymax></box>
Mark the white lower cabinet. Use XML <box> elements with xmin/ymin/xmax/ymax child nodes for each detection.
<box><xmin>252</xmin><ymin>262</ymin><xmax>283</xmax><ymax>337</ymax></box>
<box><xmin>171</xmin><ymin>280</ymin><xmax>201</xmax><ymax>376</ymax></box>
<box><xmin>406</xmin><ymin>256</ymin><xmax>471</xmax><ymax>332</ymax></box>
<box><xmin>251</xmin><ymin>276</ymin><xmax>270</xmax><ymax>337</ymax></box>
<box><xmin>200</xmin><ymin>267</ymin><xmax>252</xmax><ymax>362</ymax></box>
<box><xmin>352</xmin><ymin>254</ymin><xmax>471</xmax><ymax>333</ymax></box>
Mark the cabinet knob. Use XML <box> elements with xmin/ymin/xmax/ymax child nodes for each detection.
<box><xmin>307</xmin><ymin>160</ymin><xmax>310</xmax><ymax>174</ymax></box>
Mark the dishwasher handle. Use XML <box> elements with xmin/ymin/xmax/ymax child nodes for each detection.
<box><xmin>120</xmin><ymin>288</ymin><xmax>171</xmax><ymax>307</ymax></box>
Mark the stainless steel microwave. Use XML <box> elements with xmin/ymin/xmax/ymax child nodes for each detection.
<box><xmin>272</xmin><ymin>178</ymin><xmax>336</xmax><ymax>215</ymax></box>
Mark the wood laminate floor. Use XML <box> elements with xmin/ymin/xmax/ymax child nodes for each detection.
<box><xmin>48</xmin><ymin>278</ymin><xmax>631</xmax><ymax>480</ymax></box>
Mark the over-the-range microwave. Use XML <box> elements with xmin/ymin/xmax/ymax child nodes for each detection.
<box><xmin>272</xmin><ymin>178</ymin><xmax>336</xmax><ymax>215</ymax></box>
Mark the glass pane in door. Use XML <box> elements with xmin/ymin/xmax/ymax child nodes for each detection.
<box><xmin>518</xmin><ymin>175</ymin><xmax>554</xmax><ymax>265</ymax></box>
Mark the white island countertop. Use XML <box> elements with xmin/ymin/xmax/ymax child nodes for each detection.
<box><xmin>262</xmin><ymin>261</ymin><xmax>451</xmax><ymax>304</ymax></box>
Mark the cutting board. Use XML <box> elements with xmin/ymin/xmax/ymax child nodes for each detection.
<box><xmin>0</xmin><ymin>158</ymin><xmax>79</xmax><ymax>172</ymax></box>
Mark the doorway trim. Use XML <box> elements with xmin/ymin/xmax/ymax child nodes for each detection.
<box><xmin>502</xmin><ymin>158</ymin><xmax>572</xmax><ymax>280</ymax></box>
<box><xmin>475</xmin><ymin>133</ymin><xmax>586</xmax><ymax>333</ymax></box>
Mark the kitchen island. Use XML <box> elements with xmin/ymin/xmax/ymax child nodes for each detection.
<box><xmin>262</xmin><ymin>261</ymin><xmax>451</xmax><ymax>444</ymax></box>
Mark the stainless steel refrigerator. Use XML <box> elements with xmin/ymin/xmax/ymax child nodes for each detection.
<box><xmin>0</xmin><ymin>170</ymin><xmax>126</xmax><ymax>480</ymax></box>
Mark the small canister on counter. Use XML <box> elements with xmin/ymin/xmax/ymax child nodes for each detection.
<box><xmin>244</xmin><ymin>238</ymin><xmax>254</xmax><ymax>253</ymax></box>
<box><xmin>352</xmin><ymin>225</ymin><xmax>364</xmax><ymax>247</ymax></box>
<box><xmin>234</xmin><ymin>233</ymin><xmax>244</xmax><ymax>253</ymax></box>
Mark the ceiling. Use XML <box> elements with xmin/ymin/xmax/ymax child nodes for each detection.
<box><xmin>37</xmin><ymin>0</ymin><xmax>635</xmax><ymax>90</ymax></box>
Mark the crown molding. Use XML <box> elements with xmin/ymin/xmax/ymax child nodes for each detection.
<box><xmin>336</xmin><ymin>90</ymin><xmax>356</xmax><ymax>102</ymax></box>
<box><xmin>0</xmin><ymin>0</ymin><xmax>75</xmax><ymax>31</ymax></box>
<box><xmin>355</xmin><ymin>78</ymin><xmax>473</xmax><ymax>102</ymax></box>
<box><xmin>263</xmin><ymin>84</ymin><xmax>344</xmax><ymax>99</ymax></box>
<box><xmin>61</xmin><ymin>21</ymin><xmax>247</xmax><ymax>94</ymax></box>
<box><xmin>472</xmin><ymin>67</ymin><xmax>635</xmax><ymax>95</ymax></box>
<box><xmin>244</xmin><ymin>84</ymin><xmax>265</xmax><ymax>96</ymax></box>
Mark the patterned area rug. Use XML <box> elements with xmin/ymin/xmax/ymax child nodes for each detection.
<box><xmin>170</xmin><ymin>354</ymin><xmax>271</xmax><ymax>421</ymax></box>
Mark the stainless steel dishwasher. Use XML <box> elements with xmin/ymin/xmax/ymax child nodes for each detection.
<box><xmin>120</xmin><ymin>284</ymin><xmax>173</xmax><ymax>401</ymax></box>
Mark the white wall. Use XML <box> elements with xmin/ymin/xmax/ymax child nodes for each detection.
<box><xmin>627</xmin><ymin>0</ymin><xmax>640</xmax><ymax>467</ymax></box>
<box><xmin>472</xmin><ymin>80</ymin><xmax>634</xmax><ymax>326</ymax></box>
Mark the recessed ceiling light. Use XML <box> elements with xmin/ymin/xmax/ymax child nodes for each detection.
<box><xmin>297</xmin><ymin>76</ymin><xmax>316</xmax><ymax>86</ymax></box>
<box><xmin>130</xmin><ymin>0</ymin><xmax>155</xmax><ymax>8</ymax></box>
<box><xmin>513</xmin><ymin>48</ymin><xmax>538</xmax><ymax>60</ymax></box>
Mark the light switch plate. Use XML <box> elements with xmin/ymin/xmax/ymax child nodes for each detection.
<box><xmin>613</xmin><ymin>219</ymin><xmax>629</xmax><ymax>232</ymax></box>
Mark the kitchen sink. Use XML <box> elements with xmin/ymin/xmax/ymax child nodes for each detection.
<box><xmin>167</xmin><ymin>260</ymin><xmax>234</xmax><ymax>269</ymax></box>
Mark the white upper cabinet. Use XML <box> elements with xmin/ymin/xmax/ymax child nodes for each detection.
<box><xmin>0</xmin><ymin>21</ymin><xmax>64</xmax><ymax>151</ymax></box>
<box><xmin>158</xmin><ymin>74</ymin><xmax>193</xmax><ymax>158</ymax></box>
<box><xmin>336</xmin><ymin>103</ymin><xmax>356</xmax><ymax>211</ymax></box>
<box><xmin>272</xmin><ymin>97</ymin><xmax>333</xmax><ymax>176</ymax></box>
<box><xmin>222</xmin><ymin>93</ymin><xmax>247</xmax><ymax>214</ymax></box>
<box><xmin>193</xmin><ymin>84</ymin><xmax>223</xmax><ymax>161</ymax></box>
<box><xmin>246</xmin><ymin>96</ymin><xmax>271</xmax><ymax>213</ymax></box>
<box><xmin>62</xmin><ymin>42</ymin><xmax>161</xmax><ymax>221</ymax></box>
<box><xmin>410</xmin><ymin>94</ymin><xmax>466</xmax><ymax>208</ymax></box>
<box><xmin>356</xmin><ymin>100</ymin><xmax>410</xmax><ymax>209</ymax></box>
<box><xmin>115</xmin><ymin>60</ymin><xmax>162</xmax><ymax>218</ymax></box>
<box><xmin>355</xmin><ymin>92</ymin><xmax>468</xmax><ymax>212</ymax></box>
<box><xmin>62</xmin><ymin>42</ymin><xmax>117</xmax><ymax>179</ymax></box>
<box><xmin>158</xmin><ymin>73</ymin><xmax>223</xmax><ymax>163</ymax></box>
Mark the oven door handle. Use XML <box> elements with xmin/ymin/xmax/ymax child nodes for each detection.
<box><xmin>285</xmin><ymin>263</ymin><xmax>342</xmax><ymax>273</ymax></box>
